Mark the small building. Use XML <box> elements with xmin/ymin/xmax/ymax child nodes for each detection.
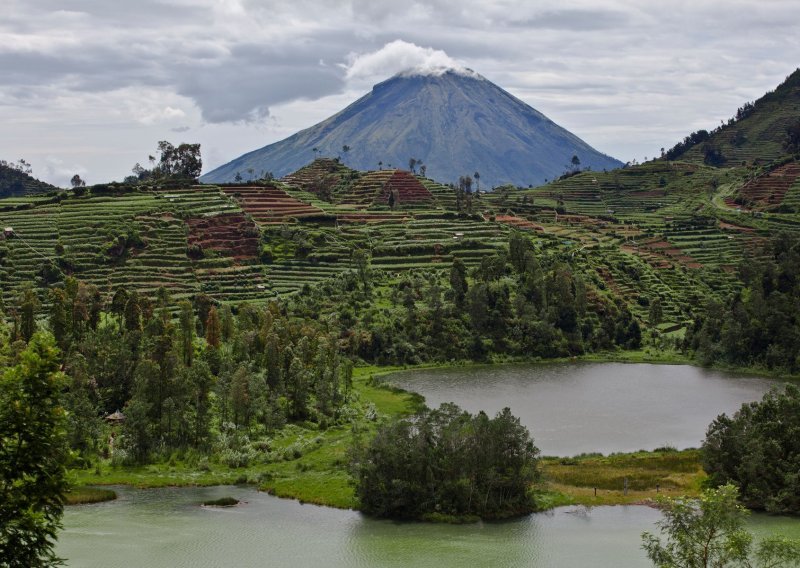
<box><xmin>105</xmin><ymin>410</ymin><xmax>126</xmax><ymax>424</ymax></box>
<box><xmin>3</xmin><ymin>227</ymin><xmax>13</xmax><ymax>239</ymax></box>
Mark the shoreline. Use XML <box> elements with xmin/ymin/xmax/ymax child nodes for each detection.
<box><xmin>69</xmin><ymin>355</ymin><xmax>789</xmax><ymax>515</ymax></box>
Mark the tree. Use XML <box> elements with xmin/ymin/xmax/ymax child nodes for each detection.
<box><xmin>648</xmin><ymin>297</ymin><xmax>663</xmax><ymax>327</ymax></box>
<box><xmin>70</xmin><ymin>174</ymin><xmax>86</xmax><ymax>188</ymax></box>
<box><xmin>205</xmin><ymin>306</ymin><xmax>221</xmax><ymax>349</ymax></box>
<box><xmin>0</xmin><ymin>333</ymin><xmax>69</xmax><ymax>567</ymax></box>
<box><xmin>153</xmin><ymin>141</ymin><xmax>202</xmax><ymax>179</ymax></box>
<box><xmin>341</xmin><ymin>145</ymin><xmax>351</xmax><ymax>163</ymax></box>
<box><xmin>571</xmin><ymin>154</ymin><xmax>581</xmax><ymax>172</ymax></box>
<box><xmin>702</xmin><ymin>385</ymin><xmax>800</xmax><ymax>513</ymax></box>
<box><xmin>18</xmin><ymin>285</ymin><xmax>39</xmax><ymax>343</ymax></box>
<box><xmin>642</xmin><ymin>485</ymin><xmax>800</xmax><ymax>568</ymax></box>
<box><xmin>474</xmin><ymin>171</ymin><xmax>481</xmax><ymax>191</ymax></box>
<box><xmin>178</xmin><ymin>300</ymin><xmax>194</xmax><ymax>366</ymax></box>
<box><xmin>449</xmin><ymin>257</ymin><xmax>468</xmax><ymax>308</ymax></box>
<box><xmin>352</xmin><ymin>403</ymin><xmax>540</xmax><ymax>520</ymax></box>
<box><xmin>408</xmin><ymin>158</ymin><xmax>417</xmax><ymax>173</ymax></box>
<box><xmin>785</xmin><ymin>119</ymin><xmax>800</xmax><ymax>154</ymax></box>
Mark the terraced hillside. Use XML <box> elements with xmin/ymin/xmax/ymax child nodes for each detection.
<box><xmin>734</xmin><ymin>162</ymin><xmax>800</xmax><ymax>210</ymax></box>
<box><xmin>3</xmin><ymin>99</ymin><xmax>800</xmax><ymax>340</ymax></box>
<box><xmin>222</xmin><ymin>184</ymin><xmax>325</xmax><ymax>225</ymax></box>
<box><xmin>0</xmin><ymin>163</ymin><xmax>58</xmax><ymax>197</ymax></box>
<box><xmin>281</xmin><ymin>158</ymin><xmax>357</xmax><ymax>197</ymax></box>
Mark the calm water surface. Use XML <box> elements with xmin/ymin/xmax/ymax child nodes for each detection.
<box><xmin>387</xmin><ymin>362</ymin><xmax>781</xmax><ymax>456</ymax></box>
<box><xmin>58</xmin><ymin>486</ymin><xmax>800</xmax><ymax>568</ymax></box>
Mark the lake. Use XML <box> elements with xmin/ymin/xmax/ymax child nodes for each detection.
<box><xmin>385</xmin><ymin>362</ymin><xmax>781</xmax><ymax>456</ymax></box>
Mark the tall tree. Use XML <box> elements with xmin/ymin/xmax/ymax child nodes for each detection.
<box><xmin>449</xmin><ymin>257</ymin><xmax>469</xmax><ymax>308</ymax></box>
<box><xmin>0</xmin><ymin>333</ymin><xmax>69</xmax><ymax>567</ymax></box>
<box><xmin>205</xmin><ymin>306</ymin><xmax>221</xmax><ymax>349</ymax></box>
<box><xmin>18</xmin><ymin>285</ymin><xmax>39</xmax><ymax>343</ymax></box>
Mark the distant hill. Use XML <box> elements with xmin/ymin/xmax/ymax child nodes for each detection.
<box><xmin>666</xmin><ymin>68</ymin><xmax>800</xmax><ymax>166</ymax></box>
<box><xmin>201</xmin><ymin>68</ymin><xmax>623</xmax><ymax>188</ymax></box>
<box><xmin>0</xmin><ymin>162</ymin><xmax>58</xmax><ymax>197</ymax></box>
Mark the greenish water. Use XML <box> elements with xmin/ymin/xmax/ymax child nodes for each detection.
<box><xmin>58</xmin><ymin>486</ymin><xmax>800</xmax><ymax>568</ymax></box>
<box><xmin>387</xmin><ymin>362</ymin><xmax>781</xmax><ymax>456</ymax></box>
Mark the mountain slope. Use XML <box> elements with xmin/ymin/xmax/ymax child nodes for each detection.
<box><xmin>202</xmin><ymin>69</ymin><xmax>622</xmax><ymax>188</ymax></box>
<box><xmin>667</xmin><ymin>68</ymin><xmax>800</xmax><ymax>166</ymax></box>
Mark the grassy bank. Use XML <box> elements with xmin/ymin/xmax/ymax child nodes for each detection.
<box><xmin>65</xmin><ymin>486</ymin><xmax>117</xmax><ymax>505</ymax></box>
<box><xmin>539</xmin><ymin>449</ymin><xmax>706</xmax><ymax>507</ymax></box>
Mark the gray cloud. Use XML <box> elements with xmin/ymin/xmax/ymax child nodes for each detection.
<box><xmin>511</xmin><ymin>9</ymin><xmax>629</xmax><ymax>30</ymax></box>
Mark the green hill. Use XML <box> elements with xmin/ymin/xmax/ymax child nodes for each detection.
<box><xmin>666</xmin><ymin>68</ymin><xmax>800</xmax><ymax>167</ymax></box>
<box><xmin>0</xmin><ymin>161</ymin><xmax>58</xmax><ymax>197</ymax></box>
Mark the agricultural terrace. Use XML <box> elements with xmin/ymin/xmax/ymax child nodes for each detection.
<box><xmin>3</xmin><ymin>153</ymin><xmax>800</xmax><ymax>335</ymax></box>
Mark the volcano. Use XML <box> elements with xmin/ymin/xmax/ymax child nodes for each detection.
<box><xmin>201</xmin><ymin>68</ymin><xmax>623</xmax><ymax>188</ymax></box>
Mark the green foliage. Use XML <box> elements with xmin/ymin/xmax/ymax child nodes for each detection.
<box><xmin>642</xmin><ymin>484</ymin><xmax>800</xmax><ymax>568</ymax></box>
<box><xmin>686</xmin><ymin>233</ymin><xmax>800</xmax><ymax>372</ymax></box>
<box><xmin>202</xmin><ymin>496</ymin><xmax>238</xmax><ymax>507</ymax></box>
<box><xmin>702</xmin><ymin>384</ymin><xmax>800</xmax><ymax>514</ymax></box>
<box><xmin>352</xmin><ymin>403</ymin><xmax>540</xmax><ymax>520</ymax></box>
<box><xmin>0</xmin><ymin>333</ymin><xmax>69</xmax><ymax>567</ymax></box>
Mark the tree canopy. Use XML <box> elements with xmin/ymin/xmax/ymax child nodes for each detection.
<box><xmin>642</xmin><ymin>484</ymin><xmax>800</xmax><ymax>568</ymax></box>
<box><xmin>352</xmin><ymin>403</ymin><xmax>540</xmax><ymax>520</ymax></box>
<box><xmin>702</xmin><ymin>384</ymin><xmax>800</xmax><ymax>514</ymax></box>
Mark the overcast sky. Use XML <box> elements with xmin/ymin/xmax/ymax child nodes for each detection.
<box><xmin>2</xmin><ymin>0</ymin><xmax>799</xmax><ymax>186</ymax></box>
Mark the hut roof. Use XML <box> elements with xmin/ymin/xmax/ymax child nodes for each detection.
<box><xmin>105</xmin><ymin>410</ymin><xmax>126</xmax><ymax>422</ymax></box>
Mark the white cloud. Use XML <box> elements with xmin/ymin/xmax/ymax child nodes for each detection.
<box><xmin>342</xmin><ymin>40</ymin><xmax>472</xmax><ymax>82</ymax></box>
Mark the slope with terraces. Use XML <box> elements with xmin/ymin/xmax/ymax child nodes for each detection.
<box><xmin>221</xmin><ymin>184</ymin><xmax>324</xmax><ymax>225</ymax></box>
<box><xmin>671</xmin><ymin>68</ymin><xmax>800</xmax><ymax>167</ymax></box>
<box><xmin>0</xmin><ymin>163</ymin><xmax>58</xmax><ymax>198</ymax></box>
<box><xmin>281</xmin><ymin>158</ymin><xmax>356</xmax><ymax>197</ymax></box>
<box><xmin>734</xmin><ymin>162</ymin><xmax>800</xmax><ymax>209</ymax></box>
<box><xmin>186</xmin><ymin>212</ymin><xmax>260</xmax><ymax>261</ymax></box>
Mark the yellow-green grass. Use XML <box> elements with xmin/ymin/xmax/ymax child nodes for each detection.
<box><xmin>65</xmin><ymin>486</ymin><xmax>117</xmax><ymax>505</ymax></box>
<box><xmin>540</xmin><ymin>449</ymin><xmax>706</xmax><ymax>507</ymax></box>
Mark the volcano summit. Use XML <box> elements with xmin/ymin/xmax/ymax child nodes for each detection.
<box><xmin>202</xmin><ymin>68</ymin><xmax>623</xmax><ymax>188</ymax></box>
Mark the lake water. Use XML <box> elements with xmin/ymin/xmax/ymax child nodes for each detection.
<box><xmin>59</xmin><ymin>486</ymin><xmax>800</xmax><ymax>568</ymax></box>
<box><xmin>59</xmin><ymin>363</ymin><xmax>795</xmax><ymax>566</ymax></box>
<box><xmin>386</xmin><ymin>362</ymin><xmax>781</xmax><ymax>456</ymax></box>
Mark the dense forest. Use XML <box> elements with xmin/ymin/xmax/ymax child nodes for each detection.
<box><xmin>686</xmin><ymin>233</ymin><xmax>800</xmax><ymax>373</ymax></box>
<box><xmin>3</xmin><ymin>281</ymin><xmax>354</xmax><ymax>467</ymax></box>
